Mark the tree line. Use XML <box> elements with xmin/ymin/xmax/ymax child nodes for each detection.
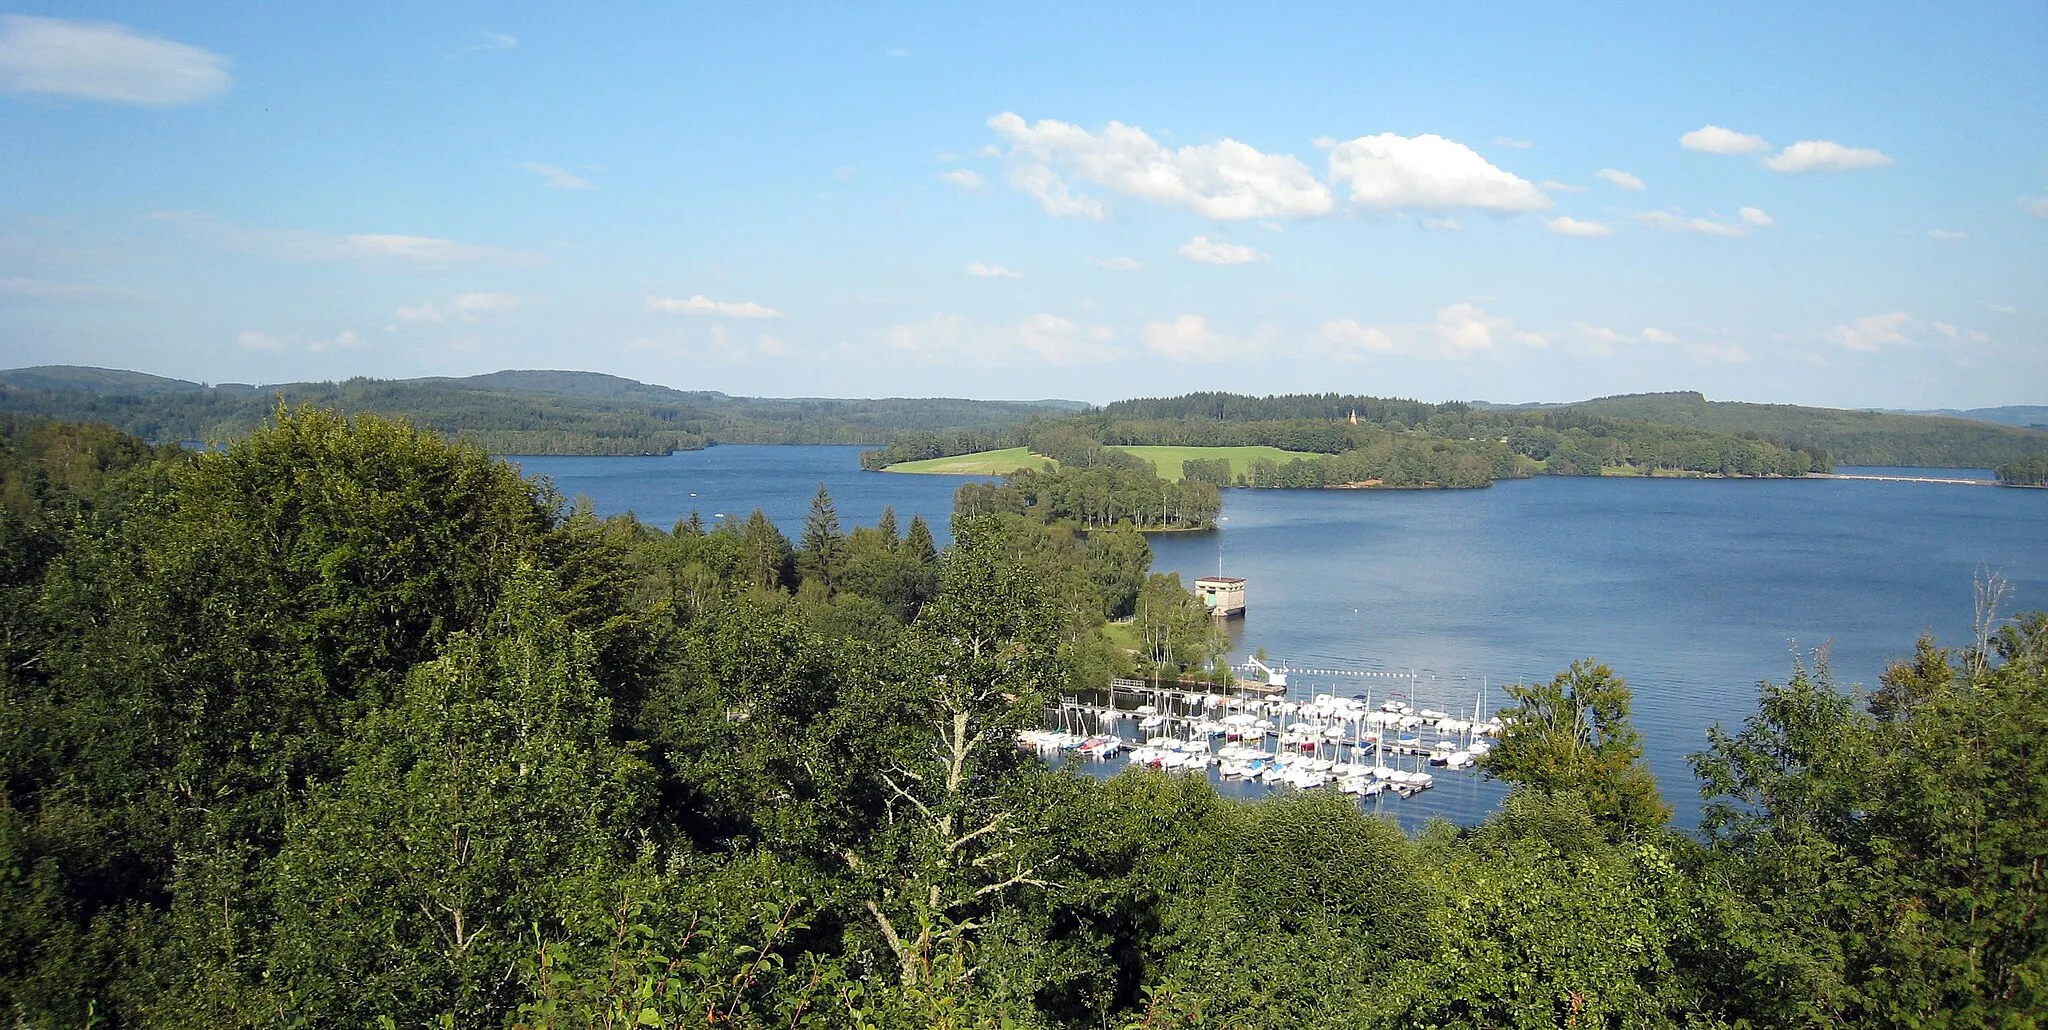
<box><xmin>1</xmin><ymin>409</ymin><xmax>2040</xmax><ymax>1027</ymax></box>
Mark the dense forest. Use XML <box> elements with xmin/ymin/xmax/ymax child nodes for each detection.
<box><xmin>0</xmin><ymin>366</ymin><xmax>1078</xmax><ymax>456</ymax></box>
<box><xmin>1996</xmin><ymin>457</ymin><xmax>2048</xmax><ymax>486</ymax></box>
<box><xmin>864</xmin><ymin>394</ymin><xmax>1830</xmax><ymax>484</ymax></box>
<box><xmin>1535</xmin><ymin>391</ymin><xmax>2048</xmax><ymax>468</ymax></box>
<box><xmin>1</xmin><ymin>408</ymin><xmax>2042</xmax><ymax>1027</ymax></box>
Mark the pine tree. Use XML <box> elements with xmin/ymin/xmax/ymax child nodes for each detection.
<box><xmin>798</xmin><ymin>484</ymin><xmax>843</xmax><ymax>590</ymax></box>
<box><xmin>877</xmin><ymin>505</ymin><xmax>900</xmax><ymax>547</ymax></box>
<box><xmin>904</xmin><ymin>514</ymin><xmax>938</xmax><ymax>565</ymax></box>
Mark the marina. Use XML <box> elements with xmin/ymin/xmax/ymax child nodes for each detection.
<box><xmin>1022</xmin><ymin>662</ymin><xmax>1508</xmax><ymax>810</ymax></box>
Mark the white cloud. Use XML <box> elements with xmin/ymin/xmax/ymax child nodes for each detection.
<box><xmin>1991</xmin><ymin>303</ymin><xmax>2017</xmax><ymax>315</ymax></box>
<box><xmin>238</xmin><ymin>328</ymin><xmax>363</xmax><ymax>353</ymax></box>
<box><xmin>1325</xmin><ymin>133</ymin><xmax>1549</xmax><ymax>212</ymax></box>
<box><xmin>345</xmin><ymin>233</ymin><xmax>539</xmax><ymax>267</ymax></box>
<box><xmin>1089</xmin><ymin>256</ymin><xmax>1142</xmax><ymax>271</ymax></box>
<box><xmin>1177</xmin><ymin>236</ymin><xmax>1269</xmax><ymax>265</ymax></box>
<box><xmin>469</xmin><ymin>31</ymin><xmax>518</xmax><ymax>51</ymax></box>
<box><xmin>937</xmin><ymin>168</ymin><xmax>986</xmax><ymax>190</ymax></box>
<box><xmin>401</xmin><ymin>291</ymin><xmax>521</xmax><ymax>322</ymax></box>
<box><xmin>885</xmin><ymin>47</ymin><xmax>909</xmax><ymax>58</ymax></box>
<box><xmin>0</xmin><ymin>14</ymin><xmax>229</xmax><ymax>104</ymax></box>
<box><xmin>1635</xmin><ymin>210</ymin><xmax>1751</xmax><ymax>237</ymax></box>
<box><xmin>1143</xmin><ymin>315</ymin><xmax>1260</xmax><ymax>362</ymax></box>
<box><xmin>878</xmin><ymin>313</ymin><xmax>1118</xmax><ymax>365</ymax></box>
<box><xmin>1538</xmin><ymin>180</ymin><xmax>1588</xmax><ymax>193</ymax></box>
<box><xmin>1739</xmin><ymin>206</ymin><xmax>1774</xmax><ymax>227</ymax></box>
<box><xmin>2020</xmin><ymin>195</ymin><xmax>2048</xmax><ymax>219</ymax></box>
<box><xmin>1764</xmin><ymin>140</ymin><xmax>1893</xmax><ymax>173</ymax></box>
<box><xmin>1421</xmin><ymin>216</ymin><xmax>1461</xmax><ymax>231</ymax></box>
<box><xmin>1496</xmin><ymin>137</ymin><xmax>1534</xmax><ymax>149</ymax></box>
<box><xmin>1641</xmin><ymin>327</ymin><xmax>1679</xmax><ymax>344</ymax></box>
<box><xmin>1823</xmin><ymin>312</ymin><xmax>1916</xmax><ymax>352</ymax></box>
<box><xmin>1927</xmin><ymin>228</ymin><xmax>1966</xmax><ymax>241</ymax></box>
<box><xmin>1680</xmin><ymin>125</ymin><xmax>1770</xmax><ymax>155</ymax></box>
<box><xmin>648</xmin><ymin>294</ymin><xmax>786</xmax><ymax>318</ymax></box>
<box><xmin>0</xmin><ymin>276</ymin><xmax>131</xmax><ymax>300</ymax></box>
<box><xmin>152</xmin><ymin>211</ymin><xmax>544</xmax><ymax>268</ymax></box>
<box><xmin>987</xmin><ymin>112</ymin><xmax>1333</xmax><ymax>220</ymax></box>
<box><xmin>520</xmin><ymin>162</ymin><xmax>594</xmax><ymax>190</ymax></box>
<box><xmin>1316</xmin><ymin>303</ymin><xmax>1546</xmax><ymax>362</ymax></box>
<box><xmin>966</xmin><ymin>261</ymin><xmax>1023</xmax><ymax>278</ymax></box>
<box><xmin>1597</xmin><ymin>168</ymin><xmax>1646</xmax><ymax>191</ymax></box>
<box><xmin>1545</xmin><ymin>216</ymin><xmax>1613</xmax><ymax>237</ymax></box>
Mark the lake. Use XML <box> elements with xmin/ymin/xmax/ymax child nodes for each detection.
<box><xmin>513</xmin><ymin>447</ymin><xmax>2048</xmax><ymax>829</ymax></box>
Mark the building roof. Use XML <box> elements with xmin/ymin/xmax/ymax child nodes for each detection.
<box><xmin>1194</xmin><ymin>576</ymin><xmax>1246</xmax><ymax>585</ymax></box>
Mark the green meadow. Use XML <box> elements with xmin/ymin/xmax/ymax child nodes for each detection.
<box><xmin>880</xmin><ymin>446</ymin><xmax>1052</xmax><ymax>475</ymax></box>
<box><xmin>883</xmin><ymin>443</ymin><xmax>1323</xmax><ymax>481</ymax></box>
<box><xmin>1113</xmin><ymin>445</ymin><xmax>1323</xmax><ymax>481</ymax></box>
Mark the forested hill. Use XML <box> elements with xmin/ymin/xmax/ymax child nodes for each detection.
<box><xmin>1535</xmin><ymin>391</ymin><xmax>2048</xmax><ymax>467</ymax></box>
<box><xmin>0</xmin><ymin>365</ymin><xmax>1079</xmax><ymax>455</ymax></box>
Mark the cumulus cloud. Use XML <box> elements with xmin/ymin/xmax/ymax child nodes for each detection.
<box><xmin>1764</xmin><ymin>140</ymin><xmax>1893</xmax><ymax>173</ymax></box>
<box><xmin>1090</xmin><ymin>256</ymin><xmax>1142</xmax><ymax>271</ymax></box>
<box><xmin>937</xmin><ymin>168</ymin><xmax>985</xmax><ymax>190</ymax></box>
<box><xmin>647</xmin><ymin>294</ymin><xmax>785</xmax><ymax>318</ymax></box>
<box><xmin>396</xmin><ymin>292</ymin><xmax>521</xmax><ymax>323</ymax></box>
<box><xmin>966</xmin><ymin>261</ymin><xmax>1022</xmax><ymax>278</ymax></box>
<box><xmin>878</xmin><ymin>313</ymin><xmax>1118</xmax><ymax>365</ymax></box>
<box><xmin>1545</xmin><ymin>216</ymin><xmax>1612</xmax><ymax>237</ymax></box>
<box><xmin>1496</xmin><ymin>137</ymin><xmax>1534</xmax><ymax>149</ymax></box>
<box><xmin>1635</xmin><ymin>210</ymin><xmax>1752</xmax><ymax>237</ymax></box>
<box><xmin>1928</xmin><ymin>228</ymin><xmax>1966</xmax><ymax>241</ymax></box>
<box><xmin>520</xmin><ymin>162</ymin><xmax>594</xmax><ymax>190</ymax></box>
<box><xmin>0</xmin><ymin>14</ymin><xmax>229</xmax><ymax>104</ymax></box>
<box><xmin>1177</xmin><ymin>236</ymin><xmax>1269</xmax><ymax>265</ymax></box>
<box><xmin>1324</xmin><ymin>133</ymin><xmax>1549</xmax><ymax>212</ymax></box>
<box><xmin>1143</xmin><ymin>315</ymin><xmax>1261</xmax><ymax>362</ymax></box>
<box><xmin>1597</xmin><ymin>168</ymin><xmax>1646</xmax><ymax>191</ymax></box>
<box><xmin>1641</xmin><ymin>327</ymin><xmax>1679</xmax><ymax>344</ymax></box>
<box><xmin>1739</xmin><ymin>206</ymin><xmax>1774</xmax><ymax>226</ymax></box>
<box><xmin>1680</xmin><ymin>125</ymin><xmax>1770</xmax><ymax>155</ymax></box>
<box><xmin>988</xmin><ymin>112</ymin><xmax>1332</xmax><ymax>220</ymax></box>
<box><xmin>1316</xmin><ymin>303</ymin><xmax>1546</xmax><ymax>362</ymax></box>
<box><xmin>1538</xmin><ymin>180</ymin><xmax>1588</xmax><ymax>193</ymax></box>
<box><xmin>1822</xmin><ymin>312</ymin><xmax>1916</xmax><ymax>352</ymax></box>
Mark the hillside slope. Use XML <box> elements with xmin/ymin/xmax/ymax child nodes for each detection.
<box><xmin>1556</xmin><ymin>392</ymin><xmax>2048</xmax><ymax>467</ymax></box>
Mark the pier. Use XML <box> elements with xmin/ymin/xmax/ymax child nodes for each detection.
<box><xmin>1023</xmin><ymin>663</ymin><xmax>1509</xmax><ymax>804</ymax></box>
<box><xmin>1815</xmin><ymin>472</ymin><xmax>1994</xmax><ymax>486</ymax></box>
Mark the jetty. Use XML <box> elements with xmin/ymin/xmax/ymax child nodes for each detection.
<box><xmin>1024</xmin><ymin>662</ymin><xmax>1509</xmax><ymax>803</ymax></box>
<box><xmin>1814</xmin><ymin>472</ymin><xmax>1993</xmax><ymax>486</ymax></box>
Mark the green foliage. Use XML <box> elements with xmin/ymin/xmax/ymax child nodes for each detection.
<box><xmin>955</xmin><ymin>465</ymin><xmax>1221</xmax><ymax>531</ymax></box>
<box><xmin>5</xmin><ymin>408</ymin><xmax>2045</xmax><ymax>1028</ymax></box>
<box><xmin>0</xmin><ymin>367</ymin><xmax>1074</xmax><ymax>455</ymax></box>
<box><xmin>1481</xmin><ymin>660</ymin><xmax>1672</xmax><ymax>834</ymax></box>
<box><xmin>1994</xmin><ymin>455</ymin><xmax>2048</xmax><ymax>485</ymax></box>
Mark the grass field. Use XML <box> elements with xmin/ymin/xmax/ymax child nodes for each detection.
<box><xmin>885</xmin><ymin>444</ymin><xmax>1325</xmax><ymax>480</ymax></box>
<box><xmin>882</xmin><ymin>446</ymin><xmax>1053</xmax><ymax>475</ymax></box>
<box><xmin>1113</xmin><ymin>445</ymin><xmax>1323</xmax><ymax>481</ymax></box>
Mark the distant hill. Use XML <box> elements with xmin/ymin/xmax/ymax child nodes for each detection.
<box><xmin>0</xmin><ymin>366</ymin><xmax>1089</xmax><ymax>456</ymax></box>
<box><xmin>1548</xmin><ymin>391</ymin><xmax>2048</xmax><ymax>467</ymax></box>
<box><xmin>1879</xmin><ymin>405</ymin><xmax>2048</xmax><ymax>430</ymax></box>
<box><xmin>0</xmin><ymin>366</ymin><xmax>209</xmax><ymax>396</ymax></box>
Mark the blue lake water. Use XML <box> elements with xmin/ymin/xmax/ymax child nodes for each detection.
<box><xmin>514</xmin><ymin>447</ymin><xmax>2048</xmax><ymax>830</ymax></box>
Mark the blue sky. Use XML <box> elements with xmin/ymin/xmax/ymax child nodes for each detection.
<box><xmin>2</xmin><ymin>2</ymin><xmax>2044</xmax><ymax>407</ymax></box>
